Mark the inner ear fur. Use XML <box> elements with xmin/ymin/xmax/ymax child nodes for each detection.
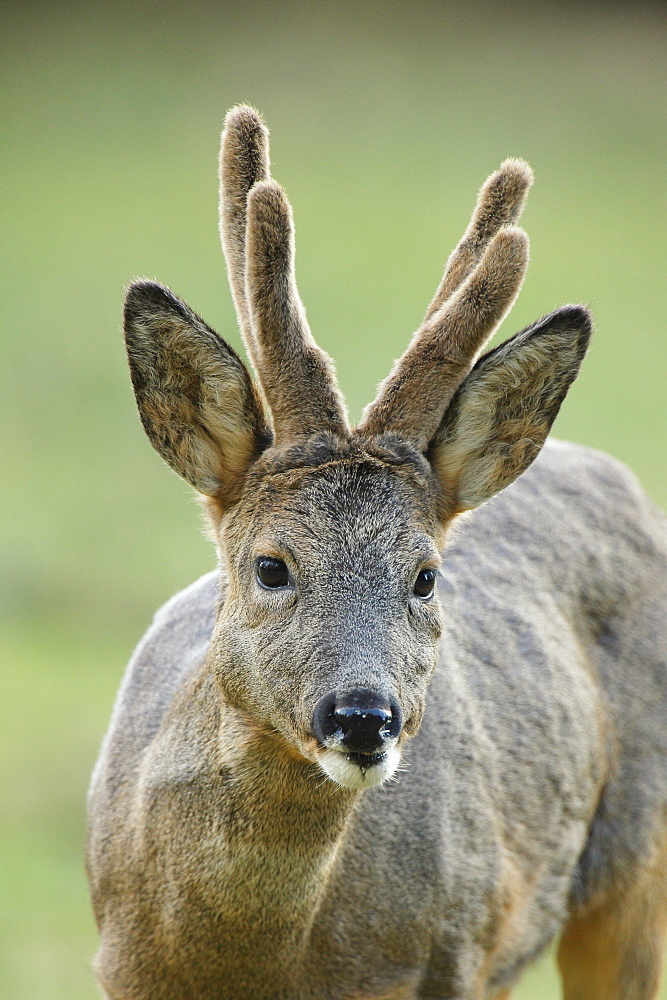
<box><xmin>428</xmin><ymin>305</ymin><xmax>592</xmax><ymax>512</ymax></box>
<box><xmin>124</xmin><ymin>280</ymin><xmax>271</xmax><ymax>508</ymax></box>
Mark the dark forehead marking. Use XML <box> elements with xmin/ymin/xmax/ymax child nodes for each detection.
<box><xmin>222</xmin><ymin>433</ymin><xmax>450</xmax><ymax>556</ymax></box>
<box><xmin>233</xmin><ymin>432</ymin><xmax>445</xmax><ymax>541</ymax></box>
<box><xmin>248</xmin><ymin>431</ymin><xmax>436</xmax><ymax>483</ymax></box>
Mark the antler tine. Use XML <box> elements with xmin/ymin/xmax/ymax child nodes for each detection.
<box><xmin>219</xmin><ymin>105</ymin><xmax>271</xmax><ymax>374</ymax></box>
<box><xmin>358</xmin><ymin>225</ymin><xmax>529</xmax><ymax>451</ymax></box>
<box><xmin>245</xmin><ymin>180</ymin><xmax>350</xmax><ymax>444</ymax></box>
<box><xmin>425</xmin><ymin>158</ymin><xmax>533</xmax><ymax>322</ymax></box>
<box><xmin>357</xmin><ymin>160</ymin><xmax>533</xmax><ymax>451</ymax></box>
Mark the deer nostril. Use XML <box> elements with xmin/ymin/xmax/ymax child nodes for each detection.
<box><xmin>312</xmin><ymin>689</ymin><xmax>402</xmax><ymax>753</ymax></box>
<box><xmin>334</xmin><ymin>705</ymin><xmax>392</xmax><ymax>741</ymax></box>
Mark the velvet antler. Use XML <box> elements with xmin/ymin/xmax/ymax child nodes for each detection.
<box><xmin>219</xmin><ymin>105</ymin><xmax>271</xmax><ymax>376</ymax></box>
<box><xmin>358</xmin><ymin>160</ymin><xmax>533</xmax><ymax>450</ymax></box>
<box><xmin>220</xmin><ymin>107</ymin><xmax>349</xmax><ymax>443</ymax></box>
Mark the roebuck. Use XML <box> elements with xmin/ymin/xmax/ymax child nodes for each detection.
<box><xmin>87</xmin><ymin>106</ymin><xmax>667</xmax><ymax>1000</ymax></box>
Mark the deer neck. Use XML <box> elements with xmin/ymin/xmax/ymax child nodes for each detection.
<box><xmin>213</xmin><ymin>703</ymin><xmax>357</xmax><ymax>963</ymax></box>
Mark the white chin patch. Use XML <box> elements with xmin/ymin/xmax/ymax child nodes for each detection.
<box><xmin>317</xmin><ymin>745</ymin><xmax>401</xmax><ymax>789</ymax></box>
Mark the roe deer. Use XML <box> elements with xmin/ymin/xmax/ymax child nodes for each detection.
<box><xmin>87</xmin><ymin>106</ymin><xmax>667</xmax><ymax>1000</ymax></box>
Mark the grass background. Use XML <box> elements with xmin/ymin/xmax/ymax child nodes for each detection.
<box><xmin>1</xmin><ymin>1</ymin><xmax>665</xmax><ymax>996</ymax></box>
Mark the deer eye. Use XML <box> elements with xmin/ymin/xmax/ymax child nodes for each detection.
<box><xmin>256</xmin><ymin>557</ymin><xmax>290</xmax><ymax>590</ymax></box>
<box><xmin>413</xmin><ymin>568</ymin><xmax>436</xmax><ymax>599</ymax></box>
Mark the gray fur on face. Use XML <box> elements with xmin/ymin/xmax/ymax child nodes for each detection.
<box><xmin>87</xmin><ymin>106</ymin><xmax>667</xmax><ymax>1000</ymax></box>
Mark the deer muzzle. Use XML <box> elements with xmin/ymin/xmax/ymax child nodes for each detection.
<box><xmin>311</xmin><ymin>689</ymin><xmax>403</xmax><ymax>788</ymax></box>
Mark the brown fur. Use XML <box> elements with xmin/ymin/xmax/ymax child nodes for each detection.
<box><xmin>219</xmin><ymin>104</ymin><xmax>270</xmax><ymax>374</ymax></box>
<box><xmin>88</xmin><ymin>106</ymin><xmax>667</xmax><ymax>1000</ymax></box>
<box><xmin>557</xmin><ymin>839</ymin><xmax>667</xmax><ymax>1000</ymax></box>
<box><xmin>124</xmin><ymin>280</ymin><xmax>270</xmax><ymax>501</ymax></box>
<box><xmin>245</xmin><ymin>180</ymin><xmax>350</xmax><ymax>441</ymax></box>
<box><xmin>425</xmin><ymin>158</ymin><xmax>532</xmax><ymax>320</ymax></box>
<box><xmin>359</xmin><ymin>227</ymin><xmax>529</xmax><ymax>449</ymax></box>
<box><xmin>428</xmin><ymin>304</ymin><xmax>592</xmax><ymax>511</ymax></box>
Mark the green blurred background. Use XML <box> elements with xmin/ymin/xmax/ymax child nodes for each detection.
<box><xmin>1</xmin><ymin>1</ymin><xmax>665</xmax><ymax>996</ymax></box>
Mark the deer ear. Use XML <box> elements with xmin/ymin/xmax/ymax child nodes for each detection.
<box><xmin>428</xmin><ymin>306</ymin><xmax>591</xmax><ymax>512</ymax></box>
<box><xmin>124</xmin><ymin>281</ymin><xmax>271</xmax><ymax>506</ymax></box>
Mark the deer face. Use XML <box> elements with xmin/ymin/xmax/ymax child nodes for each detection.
<box><xmin>123</xmin><ymin>106</ymin><xmax>590</xmax><ymax>791</ymax></box>
<box><xmin>209</xmin><ymin>445</ymin><xmax>445</xmax><ymax>788</ymax></box>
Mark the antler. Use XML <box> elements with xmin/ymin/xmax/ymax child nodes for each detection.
<box><xmin>220</xmin><ymin>106</ymin><xmax>349</xmax><ymax>444</ymax></box>
<box><xmin>425</xmin><ymin>159</ymin><xmax>533</xmax><ymax>320</ymax></box>
<box><xmin>245</xmin><ymin>181</ymin><xmax>350</xmax><ymax>441</ymax></box>
<box><xmin>219</xmin><ymin>105</ymin><xmax>270</xmax><ymax>376</ymax></box>
<box><xmin>358</xmin><ymin>160</ymin><xmax>533</xmax><ymax>451</ymax></box>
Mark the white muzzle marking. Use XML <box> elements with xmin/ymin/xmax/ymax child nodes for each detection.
<box><xmin>317</xmin><ymin>744</ymin><xmax>401</xmax><ymax>789</ymax></box>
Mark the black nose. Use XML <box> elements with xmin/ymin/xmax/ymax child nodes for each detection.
<box><xmin>312</xmin><ymin>688</ymin><xmax>402</xmax><ymax>753</ymax></box>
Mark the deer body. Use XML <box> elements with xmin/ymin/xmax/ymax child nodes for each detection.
<box><xmin>87</xmin><ymin>108</ymin><xmax>667</xmax><ymax>999</ymax></box>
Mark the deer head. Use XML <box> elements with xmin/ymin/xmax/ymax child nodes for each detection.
<box><xmin>124</xmin><ymin>106</ymin><xmax>590</xmax><ymax>789</ymax></box>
